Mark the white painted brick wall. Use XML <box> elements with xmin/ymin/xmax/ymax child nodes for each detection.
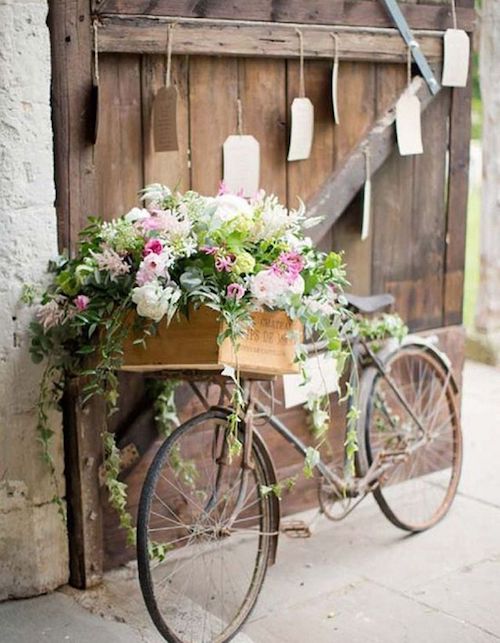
<box><xmin>0</xmin><ymin>0</ymin><xmax>68</xmax><ymax>599</ymax></box>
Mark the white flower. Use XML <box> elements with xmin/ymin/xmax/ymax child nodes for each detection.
<box><xmin>124</xmin><ymin>207</ymin><xmax>150</xmax><ymax>223</ymax></box>
<box><xmin>209</xmin><ymin>194</ymin><xmax>253</xmax><ymax>230</ymax></box>
<box><xmin>250</xmin><ymin>271</ymin><xmax>304</xmax><ymax>308</ymax></box>
<box><xmin>132</xmin><ymin>282</ymin><xmax>181</xmax><ymax>323</ymax></box>
<box><xmin>136</xmin><ymin>251</ymin><xmax>172</xmax><ymax>286</ymax></box>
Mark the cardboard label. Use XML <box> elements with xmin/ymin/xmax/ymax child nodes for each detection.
<box><xmin>287</xmin><ymin>97</ymin><xmax>314</xmax><ymax>161</ymax></box>
<box><xmin>361</xmin><ymin>175</ymin><xmax>371</xmax><ymax>241</ymax></box>
<box><xmin>396</xmin><ymin>93</ymin><xmax>423</xmax><ymax>156</ymax></box>
<box><xmin>153</xmin><ymin>86</ymin><xmax>179</xmax><ymax>152</ymax></box>
<box><xmin>223</xmin><ymin>134</ymin><xmax>260</xmax><ymax>197</ymax></box>
<box><xmin>283</xmin><ymin>353</ymin><xmax>339</xmax><ymax>409</ymax></box>
<box><xmin>442</xmin><ymin>29</ymin><xmax>470</xmax><ymax>88</ymax></box>
<box><xmin>332</xmin><ymin>58</ymin><xmax>340</xmax><ymax>125</ymax></box>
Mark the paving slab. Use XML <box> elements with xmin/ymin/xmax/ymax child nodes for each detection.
<box><xmin>1</xmin><ymin>360</ymin><xmax>500</xmax><ymax>642</ymax></box>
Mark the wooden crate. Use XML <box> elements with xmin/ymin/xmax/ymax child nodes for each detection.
<box><xmin>121</xmin><ymin>306</ymin><xmax>302</xmax><ymax>376</ymax></box>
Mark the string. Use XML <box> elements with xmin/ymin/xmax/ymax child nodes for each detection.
<box><xmin>93</xmin><ymin>20</ymin><xmax>99</xmax><ymax>83</ymax></box>
<box><xmin>165</xmin><ymin>23</ymin><xmax>176</xmax><ymax>87</ymax></box>
<box><xmin>295</xmin><ymin>28</ymin><xmax>305</xmax><ymax>98</ymax></box>
<box><xmin>450</xmin><ymin>0</ymin><xmax>458</xmax><ymax>30</ymax></box>
<box><xmin>237</xmin><ymin>98</ymin><xmax>243</xmax><ymax>135</ymax></box>
<box><xmin>330</xmin><ymin>32</ymin><xmax>340</xmax><ymax>62</ymax></box>
<box><xmin>407</xmin><ymin>44</ymin><xmax>412</xmax><ymax>88</ymax></box>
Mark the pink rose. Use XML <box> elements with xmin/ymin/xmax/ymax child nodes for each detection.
<box><xmin>227</xmin><ymin>283</ymin><xmax>246</xmax><ymax>300</ymax></box>
<box><xmin>143</xmin><ymin>238</ymin><xmax>163</xmax><ymax>256</ymax></box>
<box><xmin>74</xmin><ymin>295</ymin><xmax>90</xmax><ymax>311</ymax></box>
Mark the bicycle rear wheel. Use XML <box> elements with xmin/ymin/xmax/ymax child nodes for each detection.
<box><xmin>358</xmin><ymin>344</ymin><xmax>462</xmax><ymax>532</ymax></box>
<box><xmin>137</xmin><ymin>409</ymin><xmax>276</xmax><ymax>643</ymax></box>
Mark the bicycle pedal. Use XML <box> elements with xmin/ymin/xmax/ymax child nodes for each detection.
<box><xmin>281</xmin><ymin>520</ymin><xmax>312</xmax><ymax>538</ymax></box>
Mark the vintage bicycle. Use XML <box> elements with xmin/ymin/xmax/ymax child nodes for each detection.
<box><xmin>136</xmin><ymin>293</ymin><xmax>462</xmax><ymax>643</ymax></box>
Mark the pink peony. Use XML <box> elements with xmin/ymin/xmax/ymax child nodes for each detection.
<box><xmin>227</xmin><ymin>283</ymin><xmax>246</xmax><ymax>300</ymax></box>
<box><xmin>74</xmin><ymin>295</ymin><xmax>90</xmax><ymax>311</ymax></box>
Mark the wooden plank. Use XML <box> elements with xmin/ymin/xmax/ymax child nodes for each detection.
<box><xmin>95</xmin><ymin>1</ymin><xmax>476</xmax><ymax>31</ymax></box>
<box><xmin>96</xmin><ymin>16</ymin><xmax>445</xmax><ymax>62</ymax></box>
<box><xmin>48</xmin><ymin>0</ymin><xmax>98</xmax><ymax>253</ymax></box>
<box><xmin>443</xmin><ymin>79</ymin><xmax>472</xmax><ymax>326</ymax></box>
<box><xmin>189</xmin><ymin>57</ymin><xmax>238</xmax><ymax>195</ymax></box>
<box><xmin>95</xmin><ymin>54</ymin><xmax>144</xmax><ymax>219</ymax></box>
<box><xmin>331</xmin><ymin>62</ymin><xmax>377</xmax><ymax>295</ymax></box>
<box><xmin>410</xmin><ymin>88</ymin><xmax>451</xmax><ymax>330</ymax></box>
<box><xmin>308</xmin><ymin>75</ymin><xmax>436</xmax><ymax>245</ymax></box>
<box><xmin>286</xmin><ymin>59</ymin><xmax>335</xmax><ymax>207</ymax></box>
<box><xmin>141</xmin><ymin>55</ymin><xmax>191</xmax><ymax>190</ymax></box>
<box><xmin>371</xmin><ymin>64</ymin><xmax>415</xmax><ymax>304</ymax></box>
<box><xmin>63</xmin><ymin>380</ymin><xmax>106</xmax><ymax>588</ymax></box>
<box><xmin>238</xmin><ymin>58</ymin><xmax>287</xmax><ymax>202</ymax></box>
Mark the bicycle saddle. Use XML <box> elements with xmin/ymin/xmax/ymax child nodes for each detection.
<box><xmin>344</xmin><ymin>292</ymin><xmax>395</xmax><ymax>314</ymax></box>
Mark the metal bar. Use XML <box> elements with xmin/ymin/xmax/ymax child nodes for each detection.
<box><xmin>378</xmin><ymin>0</ymin><xmax>440</xmax><ymax>94</ymax></box>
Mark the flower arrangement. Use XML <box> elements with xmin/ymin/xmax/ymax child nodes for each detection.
<box><xmin>27</xmin><ymin>182</ymin><xmax>405</xmax><ymax>543</ymax></box>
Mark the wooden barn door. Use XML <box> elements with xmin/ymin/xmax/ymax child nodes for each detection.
<box><xmin>49</xmin><ymin>0</ymin><xmax>474</xmax><ymax>584</ymax></box>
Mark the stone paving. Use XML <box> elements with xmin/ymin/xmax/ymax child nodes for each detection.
<box><xmin>1</xmin><ymin>360</ymin><xmax>499</xmax><ymax>643</ymax></box>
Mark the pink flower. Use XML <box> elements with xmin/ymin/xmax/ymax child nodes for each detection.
<box><xmin>136</xmin><ymin>252</ymin><xmax>170</xmax><ymax>286</ymax></box>
<box><xmin>227</xmin><ymin>283</ymin><xmax>246</xmax><ymax>300</ymax></box>
<box><xmin>271</xmin><ymin>251</ymin><xmax>305</xmax><ymax>285</ymax></box>
<box><xmin>201</xmin><ymin>245</ymin><xmax>219</xmax><ymax>256</ymax></box>
<box><xmin>215</xmin><ymin>254</ymin><xmax>236</xmax><ymax>272</ymax></box>
<box><xmin>74</xmin><ymin>295</ymin><xmax>90</xmax><ymax>311</ymax></box>
<box><xmin>143</xmin><ymin>238</ymin><xmax>163</xmax><ymax>257</ymax></box>
<box><xmin>217</xmin><ymin>181</ymin><xmax>230</xmax><ymax>196</ymax></box>
<box><xmin>37</xmin><ymin>300</ymin><xmax>65</xmax><ymax>330</ymax></box>
<box><xmin>92</xmin><ymin>247</ymin><xmax>130</xmax><ymax>280</ymax></box>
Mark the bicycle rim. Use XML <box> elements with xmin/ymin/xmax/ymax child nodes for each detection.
<box><xmin>137</xmin><ymin>410</ymin><xmax>273</xmax><ymax>643</ymax></box>
<box><xmin>365</xmin><ymin>347</ymin><xmax>462</xmax><ymax>532</ymax></box>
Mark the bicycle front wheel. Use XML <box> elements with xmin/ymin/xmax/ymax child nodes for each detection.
<box><xmin>359</xmin><ymin>344</ymin><xmax>462</xmax><ymax>532</ymax></box>
<box><xmin>137</xmin><ymin>409</ymin><xmax>276</xmax><ymax>643</ymax></box>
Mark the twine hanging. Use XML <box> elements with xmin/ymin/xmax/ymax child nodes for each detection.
<box><xmin>295</xmin><ymin>28</ymin><xmax>306</xmax><ymax>98</ymax></box>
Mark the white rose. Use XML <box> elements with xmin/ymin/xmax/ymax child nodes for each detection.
<box><xmin>210</xmin><ymin>194</ymin><xmax>252</xmax><ymax>230</ymax></box>
<box><xmin>125</xmin><ymin>207</ymin><xmax>150</xmax><ymax>223</ymax></box>
<box><xmin>132</xmin><ymin>282</ymin><xmax>180</xmax><ymax>323</ymax></box>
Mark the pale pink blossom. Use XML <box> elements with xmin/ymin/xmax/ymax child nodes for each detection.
<box><xmin>227</xmin><ymin>283</ymin><xmax>246</xmax><ymax>300</ymax></box>
<box><xmin>74</xmin><ymin>295</ymin><xmax>90</xmax><ymax>311</ymax></box>
<box><xmin>271</xmin><ymin>251</ymin><xmax>305</xmax><ymax>285</ymax></box>
<box><xmin>37</xmin><ymin>300</ymin><xmax>65</xmax><ymax>330</ymax></box>
<box><xmin>201</xmin><ymin>245</ymin><xmax>219</xmax><ymax>256</ymax></box>
<box><xmin>136</xmin><ymin>252</ymin><xmax>170</xmax><ymax>286</ymax></box>
<box><xmin>92</xmin><ymin>247</ymin><xmax>130</xmax><ymax>279</ymax></box>
<box><xmin>250</xmin><ymin>269</ymin><xmax>304</xmax><ymax>307</ymax></box>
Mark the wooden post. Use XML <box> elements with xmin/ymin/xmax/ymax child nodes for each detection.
<box><xmin>48</xmin><ymin>0</ymin><xmax>104</xmax><ymax>588</ymax></box>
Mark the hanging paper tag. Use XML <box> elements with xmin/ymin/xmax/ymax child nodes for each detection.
<box><xmin>396</xmin><ymin>92</ymin><xmax>423</xmax><ymax>156</ymax></box>
<box><xmin>223</xmin><ymin>134</ymin><xmax>260</xmax><ymax>197</ymax></box>
<box><xmin>442</xmin><ymin>29</ymin><xmax>470</xmax><ymax>88</ymax></box>
<box><xmin>283</xmin><ymin>353</ymin><xmax>339</xmax><ymax>409</ymax></box>
<box><xmin>332</xmin><ymin>58</ymin><xmax>340</xmax><ymax>125</ymax></box>
<box><xmin>287</xmin><ymin>97</ymin><xmax>314</xmax><ymax>162</ymax></box>
<box><xmin>153</xmin><ymin>86</ymin><xmax>179</xmax><ymax>152</ymax></box>
<box><xmin>361</xmin><ymin>175</ymin><xmax>371</xmax><ymax>241</ymax></box>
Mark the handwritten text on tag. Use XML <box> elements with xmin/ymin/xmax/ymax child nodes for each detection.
<box><xmin>153</xmin><ymin>86</ymin><xmax>179</xmax><ymax>152</ymax></box>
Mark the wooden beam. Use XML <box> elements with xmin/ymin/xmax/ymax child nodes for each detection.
<box><xmin>308</xmin><ymin>76</ymin><xmax>438</xmax><ymax>244</ymax></box>
<box><xmin>48</xmin><ymin>0</ymin><xmax>104</xmax><ymax>590</ymax></box>
<box><xmin>96</xmin><ymin>15</ymin><xmax>444</xmax><ymax>62</ymax></box>
<box><xmin>443</xmin><ymin>76</ymin><xmax>472</xmax><ymax>326</ymax></box>
<box><xmin>63</xmin><ymin>380</ymin><xmax>106</xmax><ymax>589</ymax></box>
<box><xmin>93</xmin><ymin>1</ymin><xmax>476</xmax><ymax>32</ymax></box>
<box><xmin>48</xmin><ymin>0</ymin><xmax>98</xmax><ymax>253</ymax></box>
